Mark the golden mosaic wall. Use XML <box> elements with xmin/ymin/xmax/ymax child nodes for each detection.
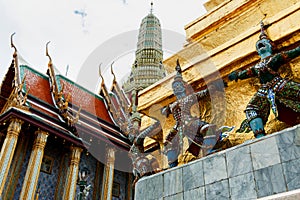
<box><xmin>139</xmin><ymin>0</ymin><xmax>300</xmax><ymax>166</ymax></box>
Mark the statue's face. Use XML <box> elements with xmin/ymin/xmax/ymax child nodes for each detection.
<box><xmin>256</xmin><ymin>39</ymin><xmax>273</xmax><ymax>58</ymax></box>
<box><xmin>172</xmin><ymin>81</ymin><xmax>186</xmax><ymax>99</ymax></box>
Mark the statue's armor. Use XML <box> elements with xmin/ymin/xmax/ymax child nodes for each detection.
<box><xmin>236</xmin><ymin>50</ymin><xmax>300</xmax><ymax>136</ymax></box>
<box><xmin>170</xmin><ymin>94</ymin><xmax>197</xmax><ymax>126</ymax></box>
<box><xmin>165</xmin><ymin>90</ymin><xmax>211</xmax><ymax>154</ymax></box>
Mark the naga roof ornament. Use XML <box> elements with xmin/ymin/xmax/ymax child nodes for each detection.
<box><xmin>98</xmin><ymin>63</ymin><xmax>113</xmax><ymax>114</ymax></box>
<box><xmin>110</xmin><ymin>62</ymin><xmax>117</xmax><ymax>84</ymax></box>
<box><xmin>11</xmin><ymin>33</ymin><xmax>21</xmax><ymax>86</ymax></box>
<box><xmin>98</xmin><ymin>63</ymin><xmax>106</xmax><ymax>88</ymax></box>
<box><xmin>1</xmin><ymin>33</ymin><xmax>29</xmax><ymax>114</ymax></box>
<box><xmin>46</xmin><ymin>42</ymin><xmax>81</xmax><ymax>130</ymax></box>
<box><xmin>0</xmin><ymin>75</ymin><xmax>29</xmax><ymax>114</ymax></box>
<box><xmin>110</xmin><ymin>63</ymin><xmax>130</xmax><ymax>110</ymax></box>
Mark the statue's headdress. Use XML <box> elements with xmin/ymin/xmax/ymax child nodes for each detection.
<box><xmin>259</xmin><ymin>21</ymin><xmax>270</xmax><ymax>40</ymax></box>
<box><xmin>256</xmin><ymin>21</ymin><xmax>275</xmax><ymax>51</ymax></box>
<box><xmin>172</xmin><ymin>59</ymin><xmax>189</xmax><ymax>96</ymax></box>
<box><xmin>173</xmin><ymin>59</ymin><xmax>185</xmax><ymax>84</ymax></box>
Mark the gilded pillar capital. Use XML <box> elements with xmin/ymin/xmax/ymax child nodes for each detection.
<box><xmin>33</xmin><ymin>130</ymin><xmax>49</xmax><ymax>149</ymax></box>
<box><xmin>106</xmin><ymin>146</ymin><xmax>116</xmax><ymax>164</ymax></box>
<box><xmin>7</xmin><ymin>118</ymin><xmax>23</xmax><ymax>137</ymax></box>
<box><xmin>70</xmin><ymin>146</ymin><xmax>83</xmax><ymax>166</ymax></box>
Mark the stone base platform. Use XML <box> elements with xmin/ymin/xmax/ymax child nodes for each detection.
<box><xmin>258</xmin><ymin>188</ymin><xmax>300</xmax><ymax>200</ymax></box>
<box><xmin>135</xmin><ymin>125</ymin><xmax>300</xmax><ymax>200</ymax></box>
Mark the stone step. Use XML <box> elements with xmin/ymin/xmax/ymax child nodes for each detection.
<box><xmin>258</xmin><ymin>188</ymin><xmax>300</xmax><ymax>200</ymax></box>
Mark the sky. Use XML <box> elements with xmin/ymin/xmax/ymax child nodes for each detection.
<box><xmin>0</xmin><ymin>0</ymin><xmax>208</xmax><ymax>92</ymax></box>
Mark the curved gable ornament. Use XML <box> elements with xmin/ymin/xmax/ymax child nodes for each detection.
<box><xmin>46</xmin><ymin>42</ymin><xmax>81</xmax><ymax>132</ymax></box>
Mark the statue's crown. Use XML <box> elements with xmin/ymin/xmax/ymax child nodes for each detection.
<box><xmin>259</xmin><ymin>21</ymin><xmax>270</xmax><ymax>40</ymax></box>
<box><xmin>174</xmin><ymin>59</ymin><xmax>183</xmax><ymax>82</ymax></box>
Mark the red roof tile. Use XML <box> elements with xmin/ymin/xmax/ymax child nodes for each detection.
<box><xmin>21</xmin><ymin>66</ymin><xmax>53</xmax><ymax>106</ymax></box>
<box><xmin>57</xmin><ymin>76</ymin><xmax>113</xmax><ymax>124</ymax></box>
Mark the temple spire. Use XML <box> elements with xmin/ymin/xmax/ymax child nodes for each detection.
<box><xmin>122</xmin><ymin>2</ymin><xmax>166</xmax><ymax>95</ymax></box>
<box><xmin>150</xmin><ymin>1</ymin><xmax>153</xmax><ymax>14</ymax></box>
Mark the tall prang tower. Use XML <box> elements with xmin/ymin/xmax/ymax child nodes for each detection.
<box><xmin>123</xmin><ymin>2</ymin><xmax>166</xmax><ymax>95</ymax></box>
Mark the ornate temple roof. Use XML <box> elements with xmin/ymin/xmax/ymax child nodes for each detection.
<box><xmin>98</xmin><ymin>65</ymin><xmax>132</xmax><ymax>136</ymax></box>
<box><xmin>0</xmin><ymin>38</ymin><xmax>131</xmax><ymax>150</ymax></box>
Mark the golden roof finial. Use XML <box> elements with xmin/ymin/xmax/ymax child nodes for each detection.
<box><xmin>46</xmin><ymin>41</ymin><xmax>59</xmax><ymax>96</ymax></box>
<box><xmin>98</xmin><ymin>63</ymin><xmax>105</xmax><ymax>86</ymax></box>
<box><xmin>10</xmin><ymin>33</ymin><xmax>17</xmax><ymax>58</ymax></box>
<box><xmin>46</xmin><ymin>41</ymin><xmax>52</xmax><ymax>67</ymax></box>
<box><xmin>110</xmin><ymin>62</ymin><xmax>116</xmax><ymax>83</ymax></box>
<box><xmin>10</xmin><ymin>32</ymin><xmax>21</xmax><ymax>86</ymax></box>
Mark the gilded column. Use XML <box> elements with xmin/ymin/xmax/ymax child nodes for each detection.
<box><xmin>101</xmin><ymin>147</ymin><xmax>116</xmax><ymax>200</ymax></box>
<box><xmin>20</xmin><ymin>130</ymin><xmax>49</xmax><ymax>200</ymax></box>
<box><xmin>63</xmin><ymin>146</ymin><xmax>83</xmax><ymax>200</ymax></box>
<box><xmin>0</xmin><ymin>118</ymin><xmax>23</xmax><ymax>196</ymax></box>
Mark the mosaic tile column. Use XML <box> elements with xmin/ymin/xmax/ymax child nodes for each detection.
<box><xmin>19</xmin><ymin>130</ymin><xmax>48</xmax><ymax>200</ymax></box>
<box><xmin>101</xmin><ymin>147</ymin><xmax>116</xmax><ymax>200</ymax></box>
<box><xmin>0</xmin><ymin>118</ymin><xmax>23</xmax><ymax>196</ymax></box>
<box><xmin>63</xmin><ymin>146</ymin><xmax>83</xmax><ymax>200</ymax></box>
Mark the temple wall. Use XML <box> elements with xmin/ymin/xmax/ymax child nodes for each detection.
<box><xmin>135</xmin><ymin>124</ymin><xmax>300</xmax><ymax>200</ymax></box>
<box><xmin>37</xmin><ymin>140</ymin><xmax>64</xmax><ymax>199</ymax></box>
<box><xmin>113</xmin><ymin>170</ymin><xmax>129</xmax><ymax>200</ymax></box>
<box><xmin>138</xmin><ymin>0</ymin><xmax>300</xmax><ymax>165</ymax></box>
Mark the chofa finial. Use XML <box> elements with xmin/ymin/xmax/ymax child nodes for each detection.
<box><xmin>10</xmin><ymin>32</ymin><xmax>21</xmax><ymax>86</ymax></box>
<box><xmin>46</xmin><ymin>41</ymin><xmax>52</xmax><ymax>67</ymax></box>
<box><xmin>10</xmin><ymin>33</ymin><xmax>17</xmax><ymax>57</ymax></box>
<box><xmin>110</xmin><ymin>62</ymin><xmax>116</xmax><ymax>83</ymax></box>
<box><xmin>98</xmin><ymin>63</ymin><xmax>105</xmax><ymax>86</ymax></box>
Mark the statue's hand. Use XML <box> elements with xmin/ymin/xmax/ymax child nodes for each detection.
<box><xmin>228</xmin><ymin>71</ymin><xmax>238</xmax><ymax>82</ymax></box>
